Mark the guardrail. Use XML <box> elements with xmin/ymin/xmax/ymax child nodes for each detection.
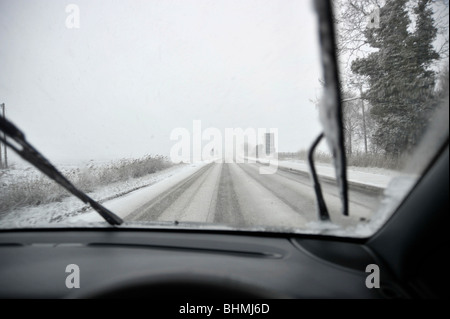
<box><xmin>247</xmin><ymin>157</ymin><xmax>386</xmax><ymax>195</ymax></box>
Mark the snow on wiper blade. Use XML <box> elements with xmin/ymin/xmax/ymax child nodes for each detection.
<box><xmin>0</xmin><ymin>116</ymin><xmax>123</xmax><ymax>226</ymax></box>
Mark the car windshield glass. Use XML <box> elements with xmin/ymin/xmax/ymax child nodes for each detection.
<box><xmin>0</xmin><ymin>0</ymin><xmax>448</xmax><ymax>237</ymax></box>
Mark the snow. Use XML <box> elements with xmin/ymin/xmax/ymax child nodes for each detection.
<box><xmin>69</xmin><ymin>162</ymin><xmax>207</xmax><ymax>223</ymax></box>
<box><xmin>1</xmin><ymin>165</ymin><xmax>48</xmax><ymax>186</ymax></box>
<box><xmin>246</xmin><ymin>157</ymin><xmax>403</xmax><ymax>189</ymax></box>
<box><xmin>278</xmin><ymin>160</ymin><xmax>398</xmax><ymax>189</ymax></box>
<box><xmin>0</xmin><ymin>158</ymin><xmax>418</xmax><ymax>238</ymax></box>
<box><xmin>301</xmin><ymin>175</ymin><xmax>418</xmax><ymax>237</ymax></box>
<box><xmin>0</xmin><ymin>163</ymin><xmax>205</xmax><ymax>228</ymax></box>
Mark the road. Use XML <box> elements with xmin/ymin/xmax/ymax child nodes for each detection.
<box><xmin>124</xmin><ymin>162</ymin><xmax>382</xmax><ymax>230</ymax></box>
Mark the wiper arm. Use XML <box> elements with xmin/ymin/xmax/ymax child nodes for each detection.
<box><xmin>0</xmin><ymin>116</ymin><xmax>123</xmax><ymax>226</ymax></box>
<box><xmin>308</xmin><ymin>133</ymin><xmax>330</xmax><ymax>221</ymax></box>
<box><xmin>313</xmin><ymin>0</ymin><xmax>349</xmax><ymax>219</ymax></box>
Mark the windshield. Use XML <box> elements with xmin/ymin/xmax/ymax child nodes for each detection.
<box><xmin>0</xmin><ymin>0</ymin><xmax>448</xmax><ymax>237</ymax></box>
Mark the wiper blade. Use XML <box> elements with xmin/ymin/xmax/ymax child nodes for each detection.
<box><xmin>313</xmin><ymin>0</ymin><xmax>349</xmax><ymax>218</ymax></box>
<box><xmin>308</xmin><ymin>133</ymin><xmax>330</xmax><ymax>221</ymax></box>
<box><xmin>0</xmin><ymin>116</ymin><xmax>123</xmax><ymax>226</ymax></box>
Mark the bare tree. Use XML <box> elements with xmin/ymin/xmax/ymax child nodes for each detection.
<box><xmin>432</xmin><ymin>0</ymin><xmax>449</xmax><ymax>60</ymax></box>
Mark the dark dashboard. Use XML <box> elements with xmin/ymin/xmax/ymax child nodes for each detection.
<box><xmin>0</xmin><ymin>229</ymin><xmax>404</xmax><ymax>299</ymax></box>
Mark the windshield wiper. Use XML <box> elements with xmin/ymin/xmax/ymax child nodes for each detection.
<box><xmin>308</xmin><ymin>133</ymin><xmax>330</xmax><ymax>221</ymax></box>
<box><xmin>0</xmin><ymin>116</ymin><xmax>123</xmax><ymax>226</ymax></box>
<box><xmin>310</xmin><ymin>0</ymin><xmax>349</xmax><ymax>221</ymax></box>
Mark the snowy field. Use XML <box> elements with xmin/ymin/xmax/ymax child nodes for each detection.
<box><xmin>0</xmin><ymin>162</ymin><xmax>200</xmax><ymax>227</ymax></box>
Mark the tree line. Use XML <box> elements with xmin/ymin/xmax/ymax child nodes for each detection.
<box><xmin>334</xmin><ymin>0</ymin><xmax>449</xmax><ymax>158</ymax></box>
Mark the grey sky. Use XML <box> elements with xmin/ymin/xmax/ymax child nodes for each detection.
<box><xmin>0</xmin><ymin>0</ymin><xmax>324</xmax><ymax>163</ymax></box>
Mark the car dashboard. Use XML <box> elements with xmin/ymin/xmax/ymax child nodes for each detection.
<box><xmin>0</xmin><ymin>229</ymin><xmax>408</xmax><ymax>299</ymax></box>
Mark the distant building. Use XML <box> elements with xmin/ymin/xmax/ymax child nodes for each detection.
<box><xmin>255</xmin><ymin>144</ymin><xmax>264</xmax><ymax>158</ymax></box>
<box><xmin>265</xmin><ymin>133</ymin><xmax>275</xmax><ymax>155</ymax></box>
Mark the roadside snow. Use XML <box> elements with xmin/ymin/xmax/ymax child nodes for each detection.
<box><xmin>69</xmin><ymin>162</ymin><xmax>207</xmax><ymax>223</ymax></box>
<box><xmin>278</xmin><ymin>160</ymin><xmax>398</xmax><ymax>189</ymax></box>
<box><xmin>0</xmin><ymin>163</ymin><xmax>205</xmax><ymax>228</ymax></box>
<box><xmin>302</xmin><ymin>175</ymin><xmax>418</xmax><ymax>237</ymax></box>
<box><xmin>246</xmin><ymin>157</ymin><xmax>404</xmax><ymax>189</ymax></box>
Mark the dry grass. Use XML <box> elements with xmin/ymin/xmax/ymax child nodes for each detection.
<box><xmin>0</xmin><ymin>155</ymin><xmax>172</xmax><ymax>214</ymax></box>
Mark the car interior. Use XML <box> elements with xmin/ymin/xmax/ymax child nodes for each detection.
<box><xmin>0</xmin><ymin>0</ymin><xmax>448</xmax><ymax>300</ymax></box>
<box><xmin>0</xmin><ymin>141</ymin><xmax>447</xmax><ymax>299</ymax></box>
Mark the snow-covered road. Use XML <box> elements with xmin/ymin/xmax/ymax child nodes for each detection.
<box><xmin>72</xmin><ymin>161</ymin><xmax>383</xmax><ymax>229</ymax></box>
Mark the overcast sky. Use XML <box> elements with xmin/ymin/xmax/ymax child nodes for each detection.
<box><xmin>0</xmin><ymin>0</ymin><xmax>324</xmax><ymax>164</ymax></box>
